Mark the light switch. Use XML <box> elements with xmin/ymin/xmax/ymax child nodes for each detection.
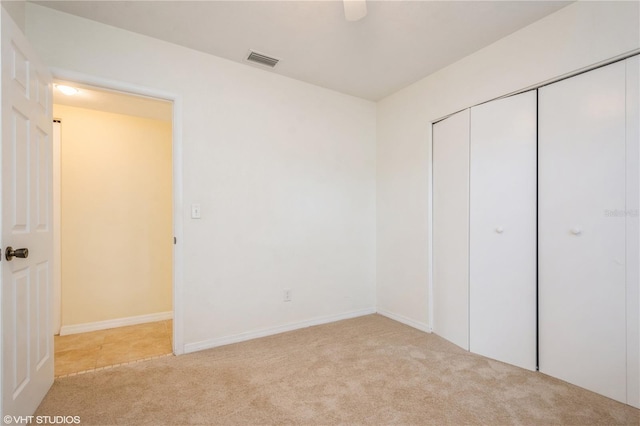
<box><xmin>191</xmin><ymin>203</ymin><xmax>201</xmax><ymax>219</ymax></box>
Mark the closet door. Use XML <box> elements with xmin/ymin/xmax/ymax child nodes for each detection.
<box><xmin>469</xmin><ymin>91</ymin><xmax>537</xmax><ymax>371</ymax></box>
<box><xmin>432</xmin><ymin>110</ymin><xmax>470</xmax><ymax>350</ymax></box>
<box><xmin>539</xmin><ymin>61</ymin><xmax>627</xmax><ymax>403</ymax></box>
<box><xmin>626</xmin><ymin>55</ymin><xmax>639</xmax><ymax>409</ymax></box>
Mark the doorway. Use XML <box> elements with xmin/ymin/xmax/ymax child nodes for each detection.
<box><xmin>52</xmin><ymin>81</ymin><xmax>175</xmax><ymax>376</ymax></box>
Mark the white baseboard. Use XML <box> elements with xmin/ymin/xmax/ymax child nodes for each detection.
<box><xmin>59</xmin><ymin>311</ymin><xmax>173</xmax><ymax>336</ymax></box>
<box><xmin>376</xmin><ymin>309</ymin><xmax>431</xmax><ymax>333</ymax></box>
<box><xmin>184</xmin><ymin>307</ymin><xmax>376</xmax><ymax>354</ymax></box>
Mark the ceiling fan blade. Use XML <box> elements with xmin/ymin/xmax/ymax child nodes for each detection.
<box><xmin>344</xmin><ymin>0</ymin><xmax>367</xmax><ymax>22</ymax></box>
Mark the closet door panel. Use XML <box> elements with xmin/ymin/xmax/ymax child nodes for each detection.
<box><xmin>539</xmin><ymin>61</ymin><xmax>626</xmax><ymax>403</ymax></box>
<box><xmin>469</xmin><ymin>91</ymin><xmax>537</xmax><ymax>371</ymax></box>
<box><xmin>626</xmin><ymin>55</ymin><xmax>640</xmax><ymax>409</ymax></box>
<box><xmin>432</xmin><ymin>109</ymin><xmax>470</xmax><ymax>350</ymax></box>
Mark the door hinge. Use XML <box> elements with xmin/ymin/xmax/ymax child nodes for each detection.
<box><xmin>174</xmin><ymin>237</ymin><xmax>177</xmax><ymax>245</ymax></box>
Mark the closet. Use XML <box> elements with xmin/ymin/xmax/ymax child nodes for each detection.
<box><xmin>432</xmin><ymin>56</ymin><xmax>639</xmax><ymax>407</ymax></box>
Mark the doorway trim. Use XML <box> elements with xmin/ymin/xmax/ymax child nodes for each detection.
<box><xmin>49</xmin><ymin>68</ymin><xmax>185</xmax><ymax>355</ymax></box>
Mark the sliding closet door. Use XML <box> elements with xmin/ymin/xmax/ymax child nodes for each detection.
<box><xmin>626</xmin><ymin>55</ymin><xmax>640</xmax><ymax>409</ymax></box>
<box><xmin>539</xmin><ymin>61</ymin><xmax>627</xmax><ymax>403</ymax></box>
<box><xmin>432</xmin><ymin>110</ymin><xmax>470</xmax><ymax>350</ymax></box>
<box><xmin>469</xmin><ymin>91</ymin><xmax>537</xmax><ymax>371</ymax></box>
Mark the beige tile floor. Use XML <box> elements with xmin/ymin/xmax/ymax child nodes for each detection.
<box><xmin>54</xmin><ymin>320</ymin><xmax>172</xmax><ymax>377</ymax></box>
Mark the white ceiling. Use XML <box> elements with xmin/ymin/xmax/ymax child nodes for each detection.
<box><xmin>53</xmin><ymin>80</ymin><xmax>173</xmax><ymax>122</ymax></box>
<box><xmin>35</xmin><ymin>0</ymin><xmax>571</xmax><ymax>101</ymax></box>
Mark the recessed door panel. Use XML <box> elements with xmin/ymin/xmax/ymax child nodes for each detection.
<box><xmin>35</xmin><ymin>262</ymin><xmax>50</xmax><ymax>370</ymax></box>
<box><xmin>11</xmin><ymin>108</ymin><xmax>29</xmax><ymax>232</ymax></box>
<box><xmin>12</xmin><ymin>269</ymin><xmax>30</xmax><ymax>397</ymax></box>
<box><xmin>35</xmin><ymin>126</ymin><xmax>49</xmax><ymax>231</ymax></box>
<box><xmin>11</xmin><ymin>41</ymin><xmax>28</xmax><ymax>97</ymax></box>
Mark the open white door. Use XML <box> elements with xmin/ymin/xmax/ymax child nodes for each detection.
<box><xmin>1</xmin><ymin>9</ymin><xmax>54</xmax><ymax>417</ymax></box>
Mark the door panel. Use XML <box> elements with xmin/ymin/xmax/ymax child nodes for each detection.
<box><xmin>12</xmin><ymin>269</ymin><xmax>29</xmax><ymax>395</ymax></box>
<box><xmin>626</xmin><ymin>55</ymin><xmax>640</xmax><ymax>409</ymax></box>
<box><xmin>36</xmin><ymin>127</ymin><xmax>50</xmax><ymax>231</ymax></box>
<box><xmin>11</xmin><ymin>109</ymin><xmax>29</xmax><ymax>230</ymax></box>
<box><xmin>1</xmin><ymin>9</ymin><xmax>54</xmax><ymax>417</ymax></box>
<box><xmin>36</xmin><ymin>262</ymin><xmax>50</xmax><ymax>369</ymax></box>
<box><xmin>432</xmin><ymin>109</ymin><xmax>470</xmax><ymax>350</ymax></box>
<box><xmin>539</xmin><ymin>61</ymin><xmax>626</xmax><ymax>403</ymax></box>
<box><xmin>469</xmin><ymin>91</ymin><xmax>537</xmax><ymax>371</ymax></box>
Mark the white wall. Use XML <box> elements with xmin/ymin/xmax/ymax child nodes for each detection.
<box><xmin>376</xmin><ymin>1</ymin><xmax>640</xmax><ymax>328</ymax></box>
<box><xmin>25</xmin><ymin>4</ymin><xmax>376</xmax><ymax>352</ymax></box>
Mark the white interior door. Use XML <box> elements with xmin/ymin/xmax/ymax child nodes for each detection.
<box><xmin>1</xmin><ymin>9</ymin><xmax>54</xmax><ymax>417</ymax></box>
<box><xmin>432</xmin><ymin>109</ymin><xmax>470</xmax><ymax>350</ymax></box>
<box><xmin>626</xmin><ymin>55</ymin><xmax>640</xmax><ymax>409</ymax></box>
<box><xmin>539</xmin><ymin>61</ymin><xmax>627</xmax><ymax>403</ymax></box>
<box><xmin>469</xmin><ymin>91</ymin><xmax>537</xmax><ymax>371</ymax></box>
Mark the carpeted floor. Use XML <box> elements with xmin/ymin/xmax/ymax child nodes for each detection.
<box><xmin>35</xmin><ymin>314</ymin><xmax>639</xmax><ymax>425</ymax></box>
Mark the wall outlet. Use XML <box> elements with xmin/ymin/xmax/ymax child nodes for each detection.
<box><xmin>283</xmin><ymin>289</ymin><xmax>292</xmax><ymax>302</ymax></box>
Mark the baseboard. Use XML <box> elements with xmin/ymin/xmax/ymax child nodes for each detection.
<box><xmin>184</xmin><ymin>307</ymin><xmax>376</xmax><ymax>354</ymax></box>
<box><xmin>59</xmin><ymin>311</ymin><xmax>173</xmax><ymax>336</ymax></box>
<box><xmin>376</xmin><ymin>309</ymin><xmax>431</xmax><ymax>333</ymax></box>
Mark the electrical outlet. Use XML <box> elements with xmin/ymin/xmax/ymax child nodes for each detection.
<box><xmin>283</xmin><ymin>289</ymin><xmax>292</xmax><ymax>302</ymax></box>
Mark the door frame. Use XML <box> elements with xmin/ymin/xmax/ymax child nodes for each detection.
<box><xmin>49</xmin><ymin>68</ymin><xmax>184</xmax><ymax>355</ymax></box>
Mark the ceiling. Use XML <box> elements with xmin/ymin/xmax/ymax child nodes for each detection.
<box><xmin>53</xmin><ymin>80</ymin><xmax>173</xmax><ymax>122</ymax></box>
<box><xmin>35</xmin><ymin>1</ymin><xmax>571</xmax><ymax>101</ymax></box>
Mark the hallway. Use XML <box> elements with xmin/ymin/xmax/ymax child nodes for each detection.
<box><xmin>54</xmin><ymin>320</ymin><xmax>173</xmax><ymax>377</ymax></box>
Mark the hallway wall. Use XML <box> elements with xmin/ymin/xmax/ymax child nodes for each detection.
<box><xmin>54</xmin><ymin>104</ymin><xmax>173</xmax><ymax>329</ymax></box>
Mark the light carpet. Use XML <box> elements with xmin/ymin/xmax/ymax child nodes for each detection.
<box><xmin>35</xmin><ymin>314</ymin><xmax>639</xmax><ymax>425</ymax></box>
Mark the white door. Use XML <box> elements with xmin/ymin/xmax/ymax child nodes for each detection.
<box><xmin>1</xmin><ymin>9</ymin><xmax>54</xmax><ymax>417</ymax></box>
<box><xmin>432</xmin><ymin>109</ymin><xmax>470</xmax><ymax>350</ymax></box>
<box><xmin>469</xmin><ymin>91</ymin><xmax>537</xmax><ymax>371</ymax></box>
<box><xmin>625</xmin><ymin>55</ymin><xmax>640</xmax><ymax>409</ymax></box>
<box><xmin>539</xmin><ymin>61</ymin><xmax>627</xmax><ymax>403</ymax></box>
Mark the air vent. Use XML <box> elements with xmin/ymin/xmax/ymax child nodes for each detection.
<box><xmin>246</xmin><ymin>50</ymin><xmax>280</xmax><ymax>68</ymax></box>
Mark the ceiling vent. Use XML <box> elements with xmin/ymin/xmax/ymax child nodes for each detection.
<box><xmin>246</xmin><ymin>50</ymin><xmax>280</xmax><ymax>68</ymax></box>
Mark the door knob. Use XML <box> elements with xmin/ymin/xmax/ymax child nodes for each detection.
<box><xmin>495</xmin><ymin>227</ymin><xmax>504</xmax><ymax>234</ymax></box>
<box><xmin>570</xmin><ymin>228</ymin><xmax>582</xmax><ymax>236</ymax></box>
<box><xmin>5</xmin><ymin>247</ymin><xmax>28</xmax><ymax>261</ymax></box>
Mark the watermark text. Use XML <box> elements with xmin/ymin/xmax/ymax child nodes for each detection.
<box><xmin>4</xmin><ymin>415</ymin><xmax>80</xmax><ymax>425</ymax></box>
<box><xmin>604</xmin><ymin>209</ymin><xmax>639</xmax><ymax>218</ymax></box>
